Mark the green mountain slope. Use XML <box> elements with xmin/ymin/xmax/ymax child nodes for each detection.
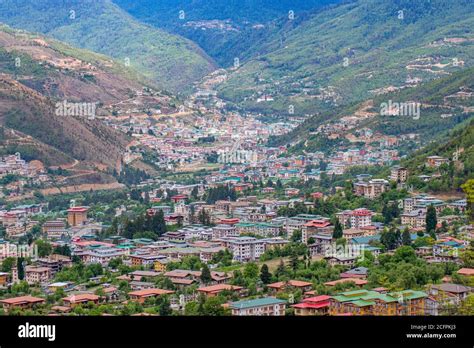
<box><xmin>113</xmin><ymin>0</ymin><xmax>343</xmax><ymax>67</ymax></box>
<box><xmin>0</xmin><ymin>0</ymin><xmax>216</xmax><ymax>93</ymax></box>
<box><xmin>0</xmin><ymin>24</ymin><xmax>159</xmax><ymax>104</ymax></box>
<box><xmin>401</xmin><ymin>118</ymin><xmax>474</xmax><ymax>192</ymax></box>
<box><xmin>216</xmin><ymin>0</ymin><xmax>474</xmax><ymax>117</ymax></box>
<box><xmin>273</xmin><ymin>66</ymin><xmax>474</xmax><ymax>153</ymax></box>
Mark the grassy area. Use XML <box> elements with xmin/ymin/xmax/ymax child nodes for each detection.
<box><xmin>216</xmin><ymin>255</ymin><xmax>323</xmax><ymax>274</ymax></box>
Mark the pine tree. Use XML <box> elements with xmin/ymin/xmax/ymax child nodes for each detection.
<box><xmin>200</xmin><ymin>264</ymin><xmax>212</xmax><ymax>284</ymax></box>
<box><xmin>158</xmin><ymin>296</ymin><xmax>172</xmax><ymax>316</ymax></box>
<box><xmin>260</xmin><ymin>264</ymin><xmax>272</xmax><ymax>284</ymax></box>
<box><xmin>402</xmin><ymin>228</ymin><xmax>411</xmax><ymax>246</ymax></box>
<box><xmin>275</xmin><ymin>259</ymin><xmax>286</xmax><ymax>278</ymax></box>
<box><xmin>198</xmin><ymin>209</ymin><xmax>211</xmax><ymax>226</ymax></box>
<box><xmin>17</xmin><ymin>257</ymin><xmax>25</xmax><ymax>280</ymax></box>
<box><xmin>289</xmin><ymin>250</ymin><xmax>299</xmax><ymax>273</ymax></box>
<box><xmin>426</xmin><ymin>205</ymin><xmax>437</xmax><ymax>234</ymax></box>
<box><xmin>191</xmin><ymin>186</ymin><xmax>199</xmax><ymax>199</ymax></box>
<box><xmin>151</xmin><ymin>210</ymin><xmax>166</xmax><ymax>236</ymax></box>
<box><xmin>333</xmin><ymin>219</ymin><xmax>343</xmax><ymax>239</ymax></box>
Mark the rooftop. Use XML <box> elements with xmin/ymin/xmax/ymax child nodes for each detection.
<box><xmin>230</xmin><ymin>297</ymin><xmax>286</xmax><ymax>310</ymax></box>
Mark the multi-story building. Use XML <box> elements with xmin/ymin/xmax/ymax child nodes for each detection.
<box><xmin>292</xmin><ymin>295</ymin><xmax>331</xmax><ymax>316</ymax></box>
<box><xmin>25</xmin><ymin>266</ymin><xmax>52</xmax><ymax>285</ymax></box>
<box><xmin>42</xmin><ymin>220</ymin><xmax>68</xmax><ymax>239</ymax></box>
<box><xmin>130</xmin><ymin>254</ymin><xmax>168</xmax><ymax>268</ymax></box>
<box><xmin>426</xmin><ymin>156</ymin><xmax>449</xmax><ymax>168</ymax></box>
<box><xmin>0</xmin><ymin>272</ymin><xmax>8</xmax><ymax>286</ymax></box>
<box><xmin>302</xmin><ymin>218</ymin><xmax>332</xmax><ymax>244</ymax></box>
<box><xmin>218</xmin><ymin>237</ymin><xmax>266</xmax><ymax>262</ymax></box>
<box><xmin>235</xmin><ymin>222</ymin><xmax>282</xmax><ymax>238</ymax></box>
<box><xmin>37</xmin><ymin>254</ymin><xmax>72</xmax><ymax>274</ymax></box>
<box><xmin>67</xmin><ymin>207</ymin><xmax>89</xmax><ymax>226</ymax></box>
<box><xmin>212</xmin><ymin>224</ymin><xmax>238</xmax><ymax>239</ymax></box>
<box><xmin>128</xmin><ymin>288</ymin><xmax>175</xmax><ymax>304</ymax></box>
<box><xmin>77</xmin><ymin>247</ymin><xmax>127</xmax><ymax>265</ymax></box>
<box><xmin>0</xmin><ymin>296</ymin><xmax>45</xmax><ymax>313</ymax></box>
<box><xmin>229</xmin><ymin>297</ymin><xmax>287</xmax><ymax>316</ymax></box>
<box><xmin>308</xmin><ymin>234</ymin><xmax>333</xmax><ymax>256</ymax></box>
<box><xmin>354</xmin><ymin>179</ymin><xmax>389</xmax><ymax>198</ymax></box>
<box><xmin>62</xmin><ymin>294</ymin><xmax>100</xmax><ymax>308</ymax></box>
<box><xmin>401</xmin><ymin>209</ymin><xmax>426</xmax><ymax>228</ymax></box>
<box><xmin>390</xmin><ymin>166</ymin><xmax>408</xmax><ymax>183</ymax></box>
<box><xmin>336</xmin><ymin>209</ymin><xmax>373</xmax><ymax>229</ymax></box>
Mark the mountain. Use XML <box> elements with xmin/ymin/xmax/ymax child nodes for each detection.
<box><xmin>0</xmin><ymin>24</ymin><xmax>172</xmax><ymax>174</ymax></box>
<box><xmin>0</xmin><ymin>75</ymin><xmax>128</xmax><ymax>169</ymax></box>
<box><xmin>400</xmin><ymin>118</ymin><xmax>474</xmax><ymax>192</ymax></box>
<box><xmin>115</xmin><ymin>0</ymin><xmax>341</xmax><ymax>25</ymax></box>
<box><xmin>113</xmin><ymin>0</ymin><xmax>343</xmax><ymax>67</ymax></box>
<box><xmin>272</xmin><ymin>65</ymin><xmax>474</xmax><ymax>152</ymax></box>
<box><xmin>0</xmin><ymin>24</ymin><xmax>157</xmax><ymax>105</ymax></box>
<box><xmin>215</xmin><ymin>0</ymin><xmax>474</xmax><ymax>117</ymax></box>
<box><xmin>0</xmin><ymin>0</ymin><xmax>217</xmax><ymax>93</ymax></box>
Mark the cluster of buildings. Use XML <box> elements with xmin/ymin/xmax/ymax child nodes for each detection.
<box><xmin>2</xmin><ymin>266</ymin><xmax>471</xmax><ymax>316</ymax></box>
<box><xmin>0</xmin><ymin>153</ymin><xmax>50</xmax><ymax>199</ymax></box>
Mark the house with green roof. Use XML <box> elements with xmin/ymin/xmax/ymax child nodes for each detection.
<box><xmin>329</xmin><ymin>289</ymin><xmax>428</xmax><ymax>316</ymax></box>
<box><xmin>229</xmin><ymin>297</ymin><xmax>287</xmax><ymax>316</ymax></box>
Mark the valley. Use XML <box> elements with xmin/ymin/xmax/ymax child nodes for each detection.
<box><xmin>0</xmin><ymin>0</ymin><xmax>472</xmax><ymax>326</ymax></box>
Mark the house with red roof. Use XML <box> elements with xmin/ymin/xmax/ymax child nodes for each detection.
<box><xmin>457</xmin><ymin>268</ymin><xmax>474</xmax><ymax>277</ymax></box>
<box><xmin>62</xmin><ymin>294</ymin><xmax>100</xmax><ymax>308</ymax></box>
<box><xmin>310</xmin><ymin>192</ymin><xmax>324</xmax><ymax>200</ymax></box>
<box><xmin>302</xmin><ymin>219</ymin><xmax>333</xmax><ymax>243</ymax></box>
<box><xmin>267</xmin><ymin>280</ymin><xmax>313</xmax><ymax>294</ymax></box>
<box><xmin>128</xmin><ymin>288</ymin><xmax>175</xmax><ymax>304</ymax></box>
<box><xmin>197</xmin><ymin>284</ymin><xmax>244</xmax><ymax>297</ymax></box>
<box><xmin>171</xmin><ymin>195</ymin><xmax>188</xmax><ymax>204</ymax></box>
<box><xmin>0</xmin><ymin>295</ymin><xmax>45</xmax><ymax>313</ymax></box>
<box><xmin>292</xmin><ymin>295</ymin><xmax>331</xmax><ymax>316</ymax></box>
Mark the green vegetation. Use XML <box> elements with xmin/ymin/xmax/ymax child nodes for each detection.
<box><xmin>217</xmin><ymin>0</ymin><xmax>474</xmax><ymax>116</ymax></box>
<box><xmin>0</xmin><ymin>0</ymin><xmax>216</xmax><ymax>92</ymax></box>
<box><xmin>402</xmin><ymin>118</ymin><xmax>474</xmax><ymax>192</ymax></box>
<box><xmin>114</xmin><ymin>0</ymin><xmax>342</xmax><ymax>67</ymax></box>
